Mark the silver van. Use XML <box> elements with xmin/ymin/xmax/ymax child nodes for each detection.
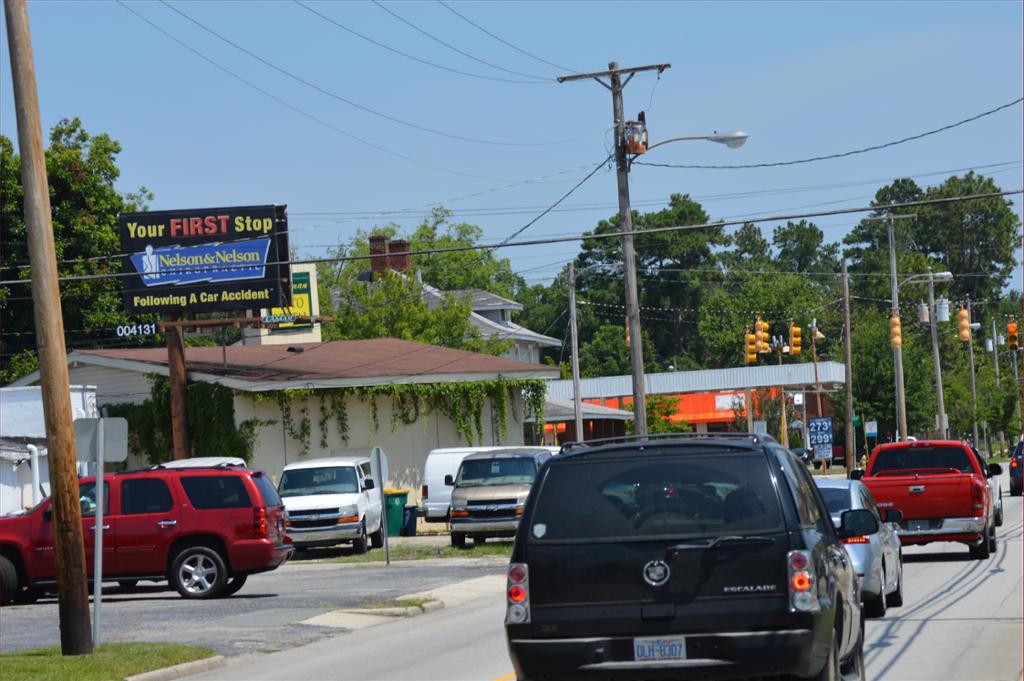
<box><xmin>446</xmin><ymin>448</ymin><xmax>552</xmax><ymax>547</ymax></box>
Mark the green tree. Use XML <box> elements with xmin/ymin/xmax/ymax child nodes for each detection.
<box><xmin>1</xmin><ymin>118</ymin><xmax>153</xmax><ymax>384</ymax></box>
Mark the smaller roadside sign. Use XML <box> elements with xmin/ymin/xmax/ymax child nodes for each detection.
<box><xmin>809</xmin><ymin>417</ymin><xmax>833</xmax><ymax>460</ymax></box>
<box><xmin>865</xmin><ymin>420</ymin><xmax>878</xmax><ymax>438</ymax></box>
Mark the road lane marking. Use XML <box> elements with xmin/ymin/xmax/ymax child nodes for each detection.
<box><xmin>492</xmin><ymin>673</ymin><xmax>515</xmax><ymax>681</ymax></box>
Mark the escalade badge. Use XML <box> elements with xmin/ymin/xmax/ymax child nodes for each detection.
<box><xmin>642</xmin><ymin>560</ymin><xmax>671</xmax><ymax>587</ymax></box>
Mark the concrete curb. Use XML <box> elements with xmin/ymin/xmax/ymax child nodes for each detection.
<box><xmin>124</xmin><ymin>655</ymin><xmax>226</xmax><ymax>681</ymax></box>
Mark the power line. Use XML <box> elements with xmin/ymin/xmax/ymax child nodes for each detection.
<box><xmin>371</xmin><ymin>1</ymin><xmax>549</xmax><ymax>81</ymax></box>
<box><xmin>293</xmin><ymin>0</ymin><xmax>546</xmax><ymax>85</ymax></box>
<box><xmin>158</xmin><ymin>1</ymin><xmax>596</xmax><ymax>148</ymax></box>
<box><xmin>2</xmin><ymin>189</ymin><xmax>1018</xmax><ymax>287</ymax></box>
<box><xmin>436</xmin><ymin>1</ymin><xmax>576</xmax><ymax>74</ymax></box>
<box><xmin>634</xmin><ymin>98</ymin><xmax>1024</xmax><ymax>170</ymax></box>
<box><xmin>115</xmin><ymin>1</ymin><xmax>516</xmax><ymax>182</ymax></box>
<box><xmin>498</xmin><ymin>154</ymin><xmax>613</xmax><ymax>244</ymax></box>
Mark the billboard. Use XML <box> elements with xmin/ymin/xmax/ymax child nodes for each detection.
<box><xmin>268</xmin><ymin>270</ymin><xmax>313</xmax><ymax>329</ymax></box>
<box><xmin>119</xmin><ymin>205</ymin><xmax>290</xmax><ymax>314</ymax></box>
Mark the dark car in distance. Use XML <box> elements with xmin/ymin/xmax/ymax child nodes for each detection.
<box><xmin>505</xmin><ymin>434</ymin><xmax>867</xmax><ymax>681</ymax></box>
<box><xmin>1011</xmin><ymin>437</ymin><xmax>1023</xmax><ymax>497</ymax></box>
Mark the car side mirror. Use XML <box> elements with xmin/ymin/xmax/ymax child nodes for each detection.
<box><xmin>362</xmin><ymin>478</ymin><xmax>375</xmax><ymax>491</ymax></box>
<box><xmin>849</xmin><ymin>470</ymin><xmax>864</xmax><ymax>481</ymax></box>
<box><xmin>42</xmin><ymin>509</ymin><xmax>52</xmax><ymax>522</ymax></box>
<box><xmin>444</xmin><ymin>474</ymin><xmax>455</xmax><ymax>487</ymax></box>
<box><xmin>884</xmin><ymin>509</ymin><xmax>903</xmax><ymax>524</ymax></box>
<box><xmin>988</xmin><ymin>463</ymin><xmax>1003</xmax><ymax>477</ymax></box>
<box><xmin>839</xmin><ymin>508</ymin><xmax>879</xmax><ymax>537</ymax></box>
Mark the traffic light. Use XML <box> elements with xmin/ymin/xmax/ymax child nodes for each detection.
<box><xmin>957</xmin><ymin>307</ymin><xmax>971</xmax><ymax>342</ymax></box>
<box><xmin>889</xmin><ymin>315</ymin><xmax>902</xmax><ymax>349</ymax></box>
<box><xmin>759</xmin><ymin>320</ymin><xmax>771</xmax><ymax>353</ymax></box>
<box><xmin>745</xmin><ymin>329</ymin><xmax>757</xmax><ymax>364</ymax></box>
<box><xmin>789</xmin><ymin>323</ymin><xmax>802</xmax><ymax>355</ymax></box>
<box><xmin>754</xmin><ymin>317</ymin><xmax>765</xmax><ymax>354</ymax></box>
<box><xmin>1008</xmin><ymin>322</ymin><xmax>1018</xmax><ymax>349</ymax></box>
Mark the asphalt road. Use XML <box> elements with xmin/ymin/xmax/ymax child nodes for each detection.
<box><xmin>187</xmin><ymin>473</ymin><xmax>1022</xmax><ymax>681</ymax></box>
<box><xmin>0</xmin><ymin>554</ymin><xmax>507</xmax><ymax>656</ymax></box>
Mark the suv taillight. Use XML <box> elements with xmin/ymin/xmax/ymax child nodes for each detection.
<box><xmin>421</xmin><ymin>484</ymin><xmax>428</xmax><ymax>500</ymax></box>
<box><xmin>1011</xmin><ymin>458</ymin><xmax>1018</xmax><ymax>469</ymax></box>
<box><xmin>787</xmin><ymin>550</ymin><xmax>820</xmax><ymax>613</ymax></box>
<box><xmin>506</xmin><ymin>563</ymin><xmax>530</xmax><ymax>624</ymax></box>
<box><xmin>254</xmin><ymin>507</ymin><xmax>268</xmax><ymax>537</ymax></box>
<box><xmin>971</xmin><ymin>479</ymin><xmax>985</xmax><ymax>511</ymax></box>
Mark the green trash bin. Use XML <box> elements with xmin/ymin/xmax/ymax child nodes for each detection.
<box><xmin>384</xmin><ymin>490</ymin><xmax>409</xmax><ymax>536</ymax></box>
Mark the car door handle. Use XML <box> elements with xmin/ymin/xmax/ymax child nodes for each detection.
<box><xmin>908</xmin><ymin>485</ymin><xmax>925</xmax><ymax>494</ymax></box>
<box><xmin>156</xmin><ymin>520</ymin><xmax>177</xmax><ymax>528</ymax></box>
<box><xmin>91</xmin><ymin>524</ymin><xmax>110</xmax><ymax>531</ymax></box>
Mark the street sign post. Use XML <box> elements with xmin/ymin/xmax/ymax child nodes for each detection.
<box><xmin>866</xmin><ymin>420</ymin><xmax>878</xmax><ymax>438</ymax></box>
<box><xmin>809</xmin><ymin>417</ymin><xmax>834</xmax><ymax>461</ymax></box>
<box><xmin>73</xmin><ymin>417</ymin><xmax>128</xmax><ymax>646</ymax></box>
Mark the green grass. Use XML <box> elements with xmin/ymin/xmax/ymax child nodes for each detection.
<box><xmin>301</xmin><ymin>540</ymin><xmax>514</xmax><ymax>564</ymax></box>
<box><xmin>0</xmin><ymin>642</ymin><xmax>215</xmax><ymax>681</ymax></box>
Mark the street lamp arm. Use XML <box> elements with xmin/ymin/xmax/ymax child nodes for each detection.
<box><xmin>644</xmin><ymin>136</ymin><xmax>714</xmax><ymax>152</ymax></box>
<box><xmin>644</xmin><ymin>131</ymin><xmax>749</xmax><ymax>154</ymax></box>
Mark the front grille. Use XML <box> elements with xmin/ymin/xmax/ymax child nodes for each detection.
<box><xmin>289</xmin><ymin>519</ymin><xmax>337</xmax><ymax>529</ymax></box>
<box><xmin>289</xmin><ymin>507</ymin><xmax>339</xmax><ymax>517</ymax></box>
<box><xmin>468</xmin><ymin>499</ymin><xmax>516</xmax><ymax>507</ymax></box>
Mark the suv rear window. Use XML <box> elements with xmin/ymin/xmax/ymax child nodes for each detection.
<box><xmin>251</xmin><ymin>474</ymin><xmax>282</xmax><ymax>506</ymax></box>
<box><xmin>457</xmin><ymin>458</ymin><xmax>535</xmax><ymax>486</ymax></box>
<box><xmin>872</xmin><ymin>446</ymin><xmax>974</xmax><ymax>474</ymax></box>
<box><xmin>180</xmin><ymin>476</ymin><xmax>252</xmax><ymax>509</ymax></box>
<box><xmin>528</xmin><ymin>452</ymin><xmax>783</xmax><ymax>542</ymax></box>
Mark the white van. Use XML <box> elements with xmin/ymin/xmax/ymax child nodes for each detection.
<box><xmin>421</xmin><ymin>446</ymin><xmax>559</xmax><ymax>523</ymax></box>
<box><xmin>278</xmin><ymin>457</ymin><xmax>383</xmax><ymax>553</ymax></box>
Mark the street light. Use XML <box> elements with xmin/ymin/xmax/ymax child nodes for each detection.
<box><xmin>616</xmin><ymin>125</ymin><xmax>748</xmax><ymax>436</ymax></box>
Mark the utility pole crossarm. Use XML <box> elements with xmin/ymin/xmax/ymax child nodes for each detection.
<box><xmin>557</xmin><ymin>63</ymin><xmax>670</xmax><ymax>83</ymax></box>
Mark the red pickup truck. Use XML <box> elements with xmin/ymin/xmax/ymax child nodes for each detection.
<box><xmin>0</xmin><ymin>466</ymin><xmax>293</xmax><ymax>604</ymax></box>
<box><xmin>854</xmin><ymin>440</ymin><xmax>1000</xmax><ymax>560</ymax></box>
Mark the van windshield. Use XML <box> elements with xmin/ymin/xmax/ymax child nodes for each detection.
<box><xmin>456</xmin><ymin>458</ymin><xmax>536</xmax><ymax>487</ymax></box>
<box><xmin>279</xmin><ymin>466</ymin><xmax>358</xmax><ymax>497</ymax></box>
<box><xmin>528</xmin><ymin>453</ymin><xmax>783</xmax><ymax>542</ymax></box>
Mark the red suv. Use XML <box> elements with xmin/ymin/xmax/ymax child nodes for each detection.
<box><xmin>0</xmin><ymin>466</ymin><xmax>293</xmax><ymax>603</ymax></box>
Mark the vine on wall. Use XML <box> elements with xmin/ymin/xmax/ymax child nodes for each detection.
<box><xmin>107</xmin><ymin>375</ymin><xmax>272</xmax><ymax>465</ymax></box>
<box><xmin>250</xmin><ymin>378</ymin><xmax>546</xmax><ymax>456</ymax></box>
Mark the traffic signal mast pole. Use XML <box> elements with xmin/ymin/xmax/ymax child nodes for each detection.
<box><xmin>842</xmin><ymin>259</ymin><xmax>856</xmax><ymax>472</ymax></box>
<box><xmin>558</xmin><ymin>61</ymin><xmax>671</xmax><ymax>438</ymax></box>
<box><xmin>967</xmin><ymin>298</ymin><xmax>980</xmax><ymax>445</ymax></box>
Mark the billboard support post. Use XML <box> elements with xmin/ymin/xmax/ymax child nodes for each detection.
<box><xmin>165</xmin><ymin>313</ymin><xmax>190</xmax><ymax>459</ymax></box>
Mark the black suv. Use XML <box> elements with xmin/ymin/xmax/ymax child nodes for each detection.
<box><xmin>504</xmin><ymin>435</ymin><xmax>868</xmax><ymax>681</ymax></box>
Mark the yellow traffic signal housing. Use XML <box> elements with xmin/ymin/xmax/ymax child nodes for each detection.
<box><xmin>789</xmin><ymin>324</ymin><xmax>802</xmax><ymax>355</ymax></box>
<box><xmin>759</xmin><ymin>321</ymin><xmax>771</xmax><ymax>353</ymax></box>
<box><xmin>745</xmin><ymin>330</ymin><xmax>757</xmax><ymax>364</ymax></box>
<box><xmin>889</xmin><ymin>315</ymin><xmax>902</xmax><ymax>349</ymax></box>
<box><xmin>753</xmin><ymin>317</ymin><xmax>764</xmax><ymax>354</ymax></box>
<box><xmin>1008</xmin><ymin>322</ymin><xmax>1018</xmax><ymax>349</ymax></box>
<box><xmin>957</xmin><ymin>307</ymin><xmax>971</xmax><ymax>342</ymax></box>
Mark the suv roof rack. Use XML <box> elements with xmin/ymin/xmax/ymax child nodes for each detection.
<box><xmin>558</xmin><ymin>432</ymin><xmax>778</xmax><ymax>455</ymax></box>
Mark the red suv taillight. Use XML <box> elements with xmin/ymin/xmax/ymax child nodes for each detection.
<box><xmin>1011</xmin><ymin>458</ymin><xmax>1019</xmax><ymax>469</ymax></box>
<box><xmin>787</xmin><ymin>550</ymin><xmax>820</xmax><ymax>613</ymax></box>
<box><xmin>971</xmin><ymin>479</ymin><xmax>985</xmax><ymax>511</ymax></box>
<box><xmin>421</xmin><ymin>484</ymin><xmax>428</xmax><ymax>500</ymax></box>
<box><xmin>254</xmin><ymin>507</ymin><xmax>268</xmax><ymax>537</ymax></box>
<box><xmin>506</xmin><ymin>563</ymin><xmax>530</xmax><ymax>624</ymax></box>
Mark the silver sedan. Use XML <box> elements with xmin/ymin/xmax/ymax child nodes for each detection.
<box><xmin>816</xmin><ymin>478</ymin><xmax>904</xmax><ymax>618</ymax></box>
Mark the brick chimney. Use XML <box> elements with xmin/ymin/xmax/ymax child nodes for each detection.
<box><xmin>387</xmin><ymin>239</ymin><xmax>411</xmax><ymax>271</ymax></box>
<box><xmin>369</xmin><ymin>235</ymin><xmax>388</xmax><ymax>279</ymax></box>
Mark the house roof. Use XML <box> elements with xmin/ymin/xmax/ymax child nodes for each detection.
<box><xmin>448</xmin><ymin>289</ymin><xmax>523</xmax><ymax>312</ymax></box>
<box><xmin>15</xmin><ymin>339</ymin><xmax>559</xmax><ymax>392</ymax></box>
<box><xmin>546</xmin><ymin>362</ymin><xmax>847</xmax><ymax>400</ymax></box>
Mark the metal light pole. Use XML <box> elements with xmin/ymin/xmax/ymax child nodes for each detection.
<box><xmin>967</xmin><ymin>298</ymin><xmax>980</xmax><ymax>445</ymax></box>
<box><xmin>568</xmin><ymin>263</ymin><xmax>584</xmax><ymax>442</ymax></box>
<box><xmin>928</xmin><ymin>271</ymin><xmax>949</xmax><ymax>438</ymax></box>
<box><xmin>556</xmin><ymin>62</ymin><xmax>747</xmax><ymax>436</ymax></box>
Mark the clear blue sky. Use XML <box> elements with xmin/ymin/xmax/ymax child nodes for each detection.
<box><xmin>2</xmin><ymin>1</ymin><xmax>1022</xmax><ymax>291</ymax></box>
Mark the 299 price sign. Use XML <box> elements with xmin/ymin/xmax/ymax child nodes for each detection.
<box><xmin>808</xmin><ymin>418</ymin><xmax>834</xmax><ymax>460</ymax></box>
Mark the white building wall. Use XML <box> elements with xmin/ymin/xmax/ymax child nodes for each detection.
<box><xmin>233</xmin><ymin>391</ymin><xmax>525</xmax><ymax>503</ymax></box>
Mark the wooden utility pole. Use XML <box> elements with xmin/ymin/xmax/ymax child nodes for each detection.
<box><xmin>842</xmin><ymin>258</ymin><xmax>856</xmax><ymax>473</ymax></box>
<box><xmin>558</xmin><ymin>61</ymin><xmax>670</xmax><ymax>437</ymax></box>
<box><xmin>5</xmin><ymin>0</ymin><xmax>93</xmax><ymax>654</ymax></box>
<box><xmin>164</xmin><ymin>313</ymin><xmax>191</xmax><ymax>459</ymax></box>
